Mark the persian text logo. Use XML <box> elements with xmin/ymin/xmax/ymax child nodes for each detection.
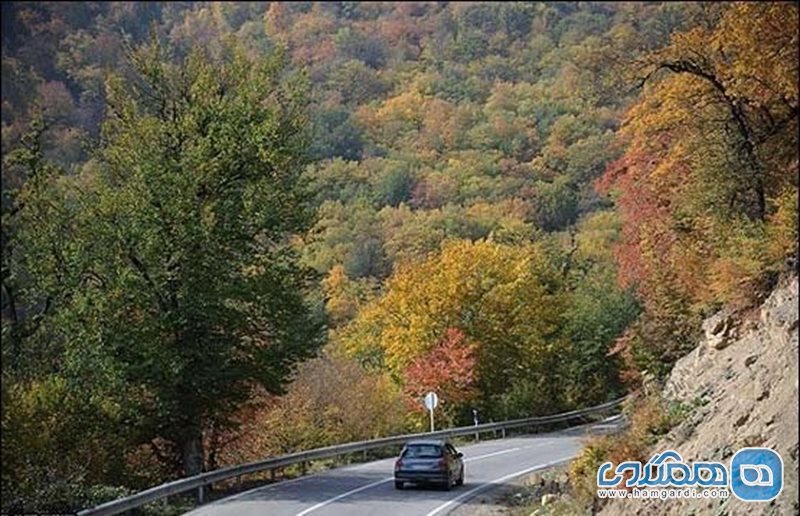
<box><xmin>597</xmin><ymin>448</ymin><xmax>783</xmax><ymax>502</ymax></box>
<box><xmin>597</xmin><ymin>450</ymin><xmax>728</xmax><ymax>489</ymax></box>
<box><xmin>731</xmin><ymin>447</ymin><xmax>783</xmax><ymax>502</ymax></box>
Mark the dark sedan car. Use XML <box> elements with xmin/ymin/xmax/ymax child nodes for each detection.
<box><xmin>394</xmin><ymin>439</ymin><xmax>464</xmax><ymax>490</ymax></box>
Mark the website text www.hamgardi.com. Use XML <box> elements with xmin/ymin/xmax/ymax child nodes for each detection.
<box><xmin>597</xmin><ymin>487</ymin><xmax>730</xmax><ymax>499</ymax></box>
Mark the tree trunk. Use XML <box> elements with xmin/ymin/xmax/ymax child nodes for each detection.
<box><xmin>207</xmin><ymin>423</ymin><xmax>220</xmax><ymax>472</ymax></box>
<box><xmin>181</xmin><ymin>429</ymin><xmax>204</xmax><ymax>478</ymax></box>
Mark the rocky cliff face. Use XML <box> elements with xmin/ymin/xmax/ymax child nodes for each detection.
<box><xmin>599</xmin><ymin>274</ymin><xmax>799</xmax><ymax>516</ymax></box>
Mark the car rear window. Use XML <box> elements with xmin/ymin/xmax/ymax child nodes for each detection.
<box><xmin>403</xmin><ymin>444</ymin><xmax>443</xmax><ymax>458</ymax></box>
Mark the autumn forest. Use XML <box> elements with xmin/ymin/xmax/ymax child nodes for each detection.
<box><xmin>1</xmin><ymin>2</ymin><xmax>797</xmax><ymax>513</ymax></box>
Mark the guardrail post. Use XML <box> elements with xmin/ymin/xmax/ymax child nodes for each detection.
<box><xmin>197</xmin><ymin>485</ymin><xmax>205</xmax><ymax>504</ymax></box>
<box><xmin>301</xmin><ymin>461</ymin><xmax>307</xmax><ymax>476</ymax></box>
<box><xmin>501</xmin><ymin>428</ymin><xmax>506</xmax><ymax>439</ymax></box>
<box><xmin>270</xmin><ymin>468</ymin><xmax>276</xmax><ymax>482</ymax></box>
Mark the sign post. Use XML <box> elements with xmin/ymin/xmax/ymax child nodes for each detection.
<box><xmin>424</xmin><ymin>391</ymin><xmax>438</xmax><ymax>432</ymax></box>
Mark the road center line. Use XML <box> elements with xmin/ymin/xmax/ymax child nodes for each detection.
<box><xmin>465</xmin><ymin>447</ymin><xmax>520</xmax><ymax>462</ymax></box>
<box><xmin>424</xmin><ymin>457</ymin><xmax>574</xmax><ymax>516</ymax></box>
<box><xmin>295</xmin><ymin>477</ymin><xmax>395</xmax><ymax>516</ymax></box>
<box><xmin>186</xmin><ymin>472</ymin><xmax>312</xmax><ymax>511</ymax></box>
<box><xmin>294</xmin><ymin>446</ymin><xmax>521</xmax><ymax>516</ymax></box>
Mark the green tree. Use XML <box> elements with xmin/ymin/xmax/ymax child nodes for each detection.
<box><xmin>562</xmin><ymin>267</ymin><xmax>639</xmax><ymax>407</ymax></box>
<box><xmin>93</xmin><ymin>39</ymin><xmax>321</xmax><ymax>476</ymax></box>
<box><xmin>3</xmin><ymin>120</ymin><xmax>151</xmax><ymax>512</ymax></box>
<box><xmin>10</xmin><ymin>40</ymin><xmax>321</xmax><ymax>480</ymax></box>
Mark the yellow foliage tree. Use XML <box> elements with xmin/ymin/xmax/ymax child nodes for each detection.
<box><xmin>338</xmin><ymin>239</ymin><xmax>568</xmax><ymax>415</ymax></box>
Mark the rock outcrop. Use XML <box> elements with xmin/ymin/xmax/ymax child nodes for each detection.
<box><xmin>599</xmin><ymin>274</ymin><xmax>799</xmax><ymax>516</ymax></box>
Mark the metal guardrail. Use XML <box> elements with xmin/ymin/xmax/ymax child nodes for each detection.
<box><xmin>79</xmin><ymin>396</ymin><xmax>627</xmax><ymax>516</ymax></box>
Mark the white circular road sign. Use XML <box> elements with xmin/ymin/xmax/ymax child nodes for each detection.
<box><xmin>424</xmin><ymin>391</ymin><xmax>438</xmax><ymax>411</ymax></box>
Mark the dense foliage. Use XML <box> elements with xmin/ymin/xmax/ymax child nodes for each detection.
<box><xmin>1</xmin><ymin>2</ymin><xmax>796</xmax><ymax>512</ymax></box>
<box><xmin>3</xmin><ymin>33</ymin><xmax>321</xmax><ymax>511</ymax></box>
<box><xmin>598</xmin><ymin>2</ymin><xmax>799</xmax><ymax>379</ymax></box>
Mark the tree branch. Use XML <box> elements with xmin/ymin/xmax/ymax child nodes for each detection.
<box><xmin>637</xmin><ymin>59</ymin><xmax>767</xmax><ymax>219</ymax></box>
<box><xmin>126</xmin><ymin>244</ymin><xmax>170</xmax><ymax>313</ymax></box>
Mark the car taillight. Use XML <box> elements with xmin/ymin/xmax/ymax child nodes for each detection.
<box><xmin>395</xmin><ymin>459</ymin><xmax>403</xmax><ymax>471</ymax></box>
<box><xmin>437</xmin><ymin>458</ymin><xmax>447</xmax><ymax>470</ymax></box>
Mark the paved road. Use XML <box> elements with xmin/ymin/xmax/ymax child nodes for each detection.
<box><xmin>185</xmin><ymin>420</ymin><xmax>620</xmax><ymax>516</ymax></box>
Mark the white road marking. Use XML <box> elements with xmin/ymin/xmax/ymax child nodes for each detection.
<box><xmin>187</xmin><ymin>456</ymin><xmax>398</xmax><ymax>512</ymax></box>
<box><xmin>294</xmin><ymin>446</ymin><xmax>522</xmax><ymax>516</ymax></box>
<box><xmin>424</xmin><ymin>457</ymin><xmax>573</xmax><ymax>516</ymax></box>
<box><xmin>185</xmin><ymin>473</ymin><xmax>314</xmax><ymax>513</ymax></box>
<box><xmin>295</xmin><ymin>477</ymin><xmax>395</xmax><ymax>516</ymax></box>
<box><xmin>465</xmin><ymin>447</ymin><xmax>520</xmax><ymax>462</ymax></box>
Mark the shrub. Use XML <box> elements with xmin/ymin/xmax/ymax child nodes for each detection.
<box><xmin>568</xmin><ymin>392</ymin><xmax>688</xmax><ymax>510</ymax></box>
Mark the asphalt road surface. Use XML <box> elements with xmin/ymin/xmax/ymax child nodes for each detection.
<box><xmin>185</xmin><ymin>419</ymin><xmax>620</xmax><ymax>516</ymax></box>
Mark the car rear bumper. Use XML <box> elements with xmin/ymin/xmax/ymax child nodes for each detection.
<box><xmin>395</xmin><ymin>470</ymin><xmax>449</xmax><ymax>483</ymax></box>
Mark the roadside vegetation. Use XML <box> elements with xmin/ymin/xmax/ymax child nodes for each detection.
<box><xmin>2</xmin><ymin>2</ymin><xmax>797</xmax><ymax>513</ymax></box>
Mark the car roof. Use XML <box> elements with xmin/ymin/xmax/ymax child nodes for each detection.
<box><xmin>405</xmin><ymin>439</ymin><xmax>448</xmax><ymax>446</ymax></box>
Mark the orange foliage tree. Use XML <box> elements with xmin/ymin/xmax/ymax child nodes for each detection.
<box><xmin>599</xmin><ymin>2</ymin><xmax>798</xmax><ymax>380</ymax></box>
<box><xmin>402</xmin><ymin>328</ymin><xmax>479</xmax><ymax>420</ymax></box>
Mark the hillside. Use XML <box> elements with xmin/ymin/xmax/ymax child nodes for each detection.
<box><xmin>597</xmin><ymin>273</ymin><xmax>799</xmax><ymax>515</ymax></box>
<box><xmin>454</xmin><ymin>274</ymin><xmax>798</xmax><ymax>515</ymax></box>
<box><xmin>2</xmin><ymin>2</ymin><xmax>797</xmax><ymax>513</ymax></box>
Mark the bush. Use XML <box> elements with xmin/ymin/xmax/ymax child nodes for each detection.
<box><xmin>215</xmin><ymin>352</ymin><xmax>408</xmax><ymax>464</ymax></box>
<box><xmin>568</xmin><ymin>392</ymin><xmax>689</xmax><ymax>510</ymax></box>
<box><xmin>569</xmin><ymin>435</ymin><xmax>612</xmax><ymax>506</ymax></box>
<box><xmin>1</xmin><ymin>374</ymin><xmax>164</xmax><ymax>513</ymax></box>
<box><xmin>1</xmin><ymin>377</ymin><xmax>129</xmax><ymax>512</ymax></box>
